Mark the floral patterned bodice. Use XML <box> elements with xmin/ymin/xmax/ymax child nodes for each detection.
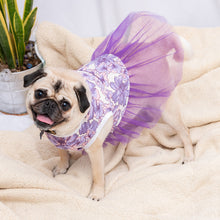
<box><xmin>46</xmin><ymin>54</ymin><xmax>130</xmax><ymax>150</ymax></box>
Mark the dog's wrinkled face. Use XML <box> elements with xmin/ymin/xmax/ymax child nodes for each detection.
<box><xmin>24</xmin><ymin>67</ymin><xmax>91</xmax><ymax>136</ymax></box>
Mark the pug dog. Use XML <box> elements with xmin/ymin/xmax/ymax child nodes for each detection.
<box><xmin>24</xmin><ymin>13</ymin><xmax>194</xmax><ymax>201</ymax></box>
<box><xmin>24</xmin><ymin>62</ymin><xmax>194</xmax><ymax>202</ymax></box>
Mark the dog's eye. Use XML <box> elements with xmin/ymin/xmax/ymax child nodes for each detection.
<box><xmin>60</xmin><ymin>100</ymin><xmax>71</xmax><ymax>111</ymax></box>
<box><xmin>35</xmin><ymin>89</ymin><xmax>47</xmax><ymax>99</ymax></box>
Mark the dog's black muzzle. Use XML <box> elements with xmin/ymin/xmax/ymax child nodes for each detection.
<box><xmin>31</xmin><ymin>99</ymin><xmax>64</xmax><ymax>129</ymax></box>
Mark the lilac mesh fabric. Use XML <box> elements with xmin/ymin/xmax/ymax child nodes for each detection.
<box><xmin>92</xmin><ymin>11</ymin><xmax>184</xmax><ymax>145</ymax></box>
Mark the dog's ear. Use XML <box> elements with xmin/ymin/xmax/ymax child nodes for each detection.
<box><xmin>74</xmin><ymin>85</ymin><xmax>90</xmax><ymax>113</ymax></box>
<box><xmin>23</xmin><ymin>69</ymin><xmax>47</xmax><ymax>87</ymax></box>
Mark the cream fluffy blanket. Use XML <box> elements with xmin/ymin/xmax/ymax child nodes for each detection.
<box><xmin>0</xmin><ymin>22</ymin><xmax>220</xmax><ymax>219</ymax></box>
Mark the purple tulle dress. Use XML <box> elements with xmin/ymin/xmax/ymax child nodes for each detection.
<box><xmin>93</xmin><ymin>11</ymin><xmax>184</xmax><ymax>145</ymax></box>
<box><xmin>46</xmin><ymin>11</ymin><xmax>184</xmax><ymax>150</ymax></box>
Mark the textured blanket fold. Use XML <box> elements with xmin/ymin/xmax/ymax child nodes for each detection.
<box><xmin>0</xmin><ymin>22</ymin><xmax>220</xmax><ymax>219</ymax></box>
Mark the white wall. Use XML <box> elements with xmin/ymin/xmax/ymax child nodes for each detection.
<box><xmin>16</xmin><ymin>0</ymin><xmax>220</xmax><ymax>38</ymax></box>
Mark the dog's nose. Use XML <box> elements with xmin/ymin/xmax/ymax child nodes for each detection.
<box><xmin>45</xmin><ymin>100</ymin><xmax>56</xmax><ymax>108</ymax></box>
<box><xmin>43</xmin><ymin>100</ymin><xmax>58</xmax><ymax>113</ymax></box>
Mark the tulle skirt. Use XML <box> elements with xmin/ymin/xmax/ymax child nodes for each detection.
<box><xmin>91</xmin><ymin>11</ymin><xmax>184</xmax><ymax>145</ymax></box>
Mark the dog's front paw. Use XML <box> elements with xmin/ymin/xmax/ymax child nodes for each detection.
<box><xmin>182</xmin><ymin>152</ymin><xmax>194</xmax><ymax>164</ymax></box>
<box><xmin>52</xmin><ymin>162</ymin><xmax>69</xmax><ymax>177</ymax></box>
<box><xmin>88</xmin><ymin>184</ymin><xmax>104</xmax><ymax>201</ymax></box>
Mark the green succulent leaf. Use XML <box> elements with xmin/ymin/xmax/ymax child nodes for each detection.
<box><xmin>0</xmin><ymin>43</ymin><xmax>5</xmax><ymax>62</ymax></box>
<box><xmin>23</xmin><ymin>7</ymin><xmax>37</xmax><ymax>43</ymax></box>
<box><xmin>0</xmin><ymin>0</ymin><xmax>38</xmax><ymax>69</ymax></box>
<box><xmin>0</xmin><ymin>0</ymin><xmax>6</xmax><ymax>22</ymax></box>
<box><xmin>5</xmin><ymin>0</ymin><xmax>18</xmax><ymax>32</ymax></box>
<box><xmin>0</xmin><ymin>10</ymin><xmax>16</xmax><ymax>68</ymax></box>
<box><xmin>23</xmin><ymin>0</ymin><xmax>33</xmax><ymax>22</ymax></box>
<box><xmin>13</xmin><ymin>10</ymin><xmax>25</xmax><ymax>67</ymax></box>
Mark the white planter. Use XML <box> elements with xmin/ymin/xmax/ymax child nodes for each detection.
<box><xmin>0</xmin><ymin>63</ymin><xmax>43</xmax><ymax>114</ymax></box>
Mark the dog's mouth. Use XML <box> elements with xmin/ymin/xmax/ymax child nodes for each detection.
<box><xmin>30</xmin><ymin>99</ymin><xmax>66</xmax><ymax>132</ymax></box>
<box><xmin>31</xmin><ymin>109</ymin><xmax>55</xmax><ymax>129</ymax></box>
<box><xmin>36</xmin><ymin>114</ymin><xmax>54</xmax><ymax>125</ymax></box>
<box><xmin>31</xmin><ymin>107</ymin><xmax>64</xmax><ymax>131</ymax></box>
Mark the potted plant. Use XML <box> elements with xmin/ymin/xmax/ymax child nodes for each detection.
<box><xmin>0</xmin><ymin>0</ymin><xmax>42</xmax><ymax>114</ymax></box>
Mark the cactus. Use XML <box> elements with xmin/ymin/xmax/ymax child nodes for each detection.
<box><xmin>0</xmin><ymin>0</ymin><xmax>37</xmax><ymax>69</ymax></box>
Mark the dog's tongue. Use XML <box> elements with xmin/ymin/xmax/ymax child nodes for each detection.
<box><xmin>36</xmin><ymin>114</ymin><xmax>54</xmax><ymax>125</ymax></box>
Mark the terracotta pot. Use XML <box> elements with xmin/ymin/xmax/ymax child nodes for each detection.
<box><xmin>0</xmin><ymin>63</ymin><xmax>43</xmax><ymax>114</ymax></box>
